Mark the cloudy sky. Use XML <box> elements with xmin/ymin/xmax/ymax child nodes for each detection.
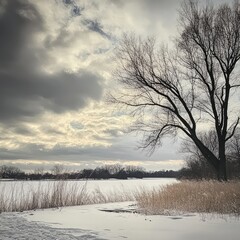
<box><xmin>0</xmin><ymin>0</ymin><xmax>232</xmax><ymax>172</ymax></box>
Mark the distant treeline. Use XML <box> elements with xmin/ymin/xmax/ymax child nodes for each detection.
<box><xmin>1</xmin><ymin>159</ymin><xmax>239</xmax><ymax>181</ymax></box>
<box><xmin>0</xmin><ymin>164</ymin><xmax>179</xmax><ymax>180</ymax></box>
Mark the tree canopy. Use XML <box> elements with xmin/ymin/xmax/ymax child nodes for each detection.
<box><xmin>111</xmin><ymin>0</ymin><xmax>240</xmax><ymax>180</ymax></box>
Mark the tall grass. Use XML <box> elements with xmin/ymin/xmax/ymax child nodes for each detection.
<box><xmin>0</xmin><ymin>180</ymin><xmax>134</xmax><ymax>213</ymax></box>
<box><xmin>135</xmin><ymin>180</ymin><xmax>240</xmax><ymax>216</ymax></box>
<box><xmin>2</xmin><ymin>180</ymin><xmax>239</xmax><ymax>216</ymax></box>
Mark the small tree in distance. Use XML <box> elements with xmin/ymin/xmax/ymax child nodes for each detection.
<box><xmin>111</xmin><ymin>0</ymin><xmax>240</xmax><ymax>180</ymax></box>
<box><xmin>51</xmin><ymin>164</ymin><xmax>65</xmax><ymax>179</ymax></box>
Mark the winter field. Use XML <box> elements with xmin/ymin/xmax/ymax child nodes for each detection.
<box><xmin>0</xmin><ymin>178</ymin><xmax>240</xmax><ymax>240</ymax></box>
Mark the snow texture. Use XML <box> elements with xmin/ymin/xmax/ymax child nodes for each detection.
<box><xmin>0</xmin><ymin>212</ymin><xmax>105</xmax><ymax>240</ymax></box>
<box><xmin>1</xmin><ymin>201</ymin><xmax>239</xmax><ymax>240</ymax></box>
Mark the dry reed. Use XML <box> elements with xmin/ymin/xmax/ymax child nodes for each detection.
<box><xmin>0</xmin><ymin>180</ymin><xmax>134</xmax><ymax>213</ymax></box>
<box><xmin>135</xmin><ymin>180</ymin><xmax>240</xmax><ymax>216</ymax></box>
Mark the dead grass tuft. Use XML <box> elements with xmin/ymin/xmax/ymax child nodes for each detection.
<box><xmin>135</xmin><ymin>180</ymin><xmax>240</xmax><ymax>216</ymax></box>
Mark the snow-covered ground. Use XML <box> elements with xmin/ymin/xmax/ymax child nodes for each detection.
<box><xmin>1</xmin><ymin>178</ymin><xmax>239</xmax><ymax>239</ymax></box>
<box><xmin>1</xmin><ymin>201</ymin><xmax>239</xmax><ymax>240</ymax></box>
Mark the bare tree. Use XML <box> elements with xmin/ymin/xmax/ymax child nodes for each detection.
<box><xmin>103</xmin><ymin>164</ymin><xmax>124</xmax><ymax>175</ymax></box>
<box><xmin>34</xmin><ymin>166</ymin><xmax>45</xmax><ymax>175</ymax></box>
<box><xmin>0</xmin><ymin>165</ymin><xmax>23</xmax><ymax>179</ymax></box>
<box><xmin>51</xmin><ymin>164</ymin><xmax>65</xmax><ymax>178</ymax></box>
<box><xmin>111</xmin><ymin>0</ymin><xmax>240</xmax><ymax>180</ymax></box>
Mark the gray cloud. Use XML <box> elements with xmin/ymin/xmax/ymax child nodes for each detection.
<box><xmin>0</xmin><ymin>0</ymin><xmax>188</xmax><ymax>170</ymax></box>
<box><xmin>0</xmin><ymin>134</ymin><xmax>180</xmax><ymax>163</ymax></box>
<box><xmin>0</xmin><ymin>70</ymin><xmax>103</xmax><ymax>122</ymax></box>
<box><xmin>0</xmin><ymin>1</ymin><xmax>43</xmax><ymax>68</ymax></box>
<box><xmin>10</xmin><ymin>125</ymin><xmax>34</xmax><ymax>136</ymax></box>
<box><xmin>63</xmin><ymin>0</ymin><xmax>84</xmax><ymax>16</ymax></box>
<box><xmin>0</xmin><ymin>0</ymin><xmax>103</xmax><ymax>123</ymax></box>
<box><xmin>71</xmin><ymin>1</ymin><xmax>111</xmax><ymax>39</ymax></box>
<box><xmin>84</xmin><ymin>19</ymin><xmax>111</xmax><ymax>39</ymax></box>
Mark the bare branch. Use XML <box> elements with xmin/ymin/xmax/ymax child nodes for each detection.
<box><xmin>110</xmin><ymin>0</ymin><xmax>240</xmax><ymax>180</ymax></box>
<box><xmin>226</xmin><ymin>117</ymin><xmax>240</xmax><ymax>141</ymax></box>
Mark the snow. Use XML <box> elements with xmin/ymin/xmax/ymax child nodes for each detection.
<box><xmin>1</xmin><ymin>201</ymin><xmax>239</xmax><ymax>240</ymax></box>
<box><xmin>0</xmin><ymin>212</ymin><xmax>102</xmax><ymax>240</ymax></box>
<box><xmin>0</xmin><ymin>178</ymin><xmax>239</xmax><ymax>239</ymax></box>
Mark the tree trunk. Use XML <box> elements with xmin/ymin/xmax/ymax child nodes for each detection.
<box><xmin>194</xmin><ymin>135</ymin><xmax>228</xmax><ymax>181</ymax></box>
<box><xmin>218</xmin><ymin>147</ymin><xmax>227</xmax><ymax>181</ymax></box>
<box><xmin>192</xmin><ymin>137</ymin><xmax>219</xmax><ymax>173</ymax></box>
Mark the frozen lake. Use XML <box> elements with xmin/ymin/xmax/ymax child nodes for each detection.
<box><xmin>0</xmin><ymin>178</ymin><xmax>177</xmax><ymax>194</ymax></box>
<box><xmin>0</xmin><ymin>178</ymin><xmax>177</xmax><ymax>212</ymax></box>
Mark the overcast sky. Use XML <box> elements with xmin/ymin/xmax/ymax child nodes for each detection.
<box><xmin>0</xmin><ymin>0</ymin><xmax>232</xmax><ymax>172</ymax></box>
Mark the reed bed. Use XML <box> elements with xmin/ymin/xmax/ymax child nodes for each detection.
<box><xmin>0</xmin><ymin>180</ymin><xmax>134</xmax><ymax>213</ymax></box>
<box><xmin>2</xmin><ymin>180</ymin><xmax>239</xmax><ymax>216</ymax></box>
<box><xmin>135</xmin><ymin>180</ymin><xmax>240</xmax><ymax>216</ymax></box>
